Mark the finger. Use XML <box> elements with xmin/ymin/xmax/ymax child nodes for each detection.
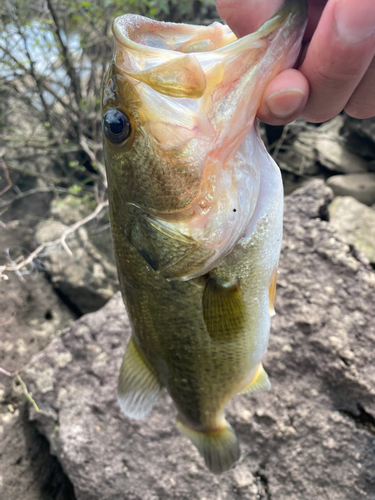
<box><xmin>300</xmin><ymin>0</ymin><xmax>375</xmax><ymax>123</ymax></box>
<box><xmin>216</xmin><ymin>0</ymin><xmax>283</xmax><ymax>37</ymax></box>
<box><xmin>303</xmin><ymin>0</ymin><xmax>328</xmax><ymax>41</ymax></box>
<box><xmin>257</xmin><ymin>69</ymin><xmax>309</xmax><ymax>125</ymax></box>
<box><xmin>345</xmin><ymin>56</ymin><xmax>375</xmax><ymax>119</ymax></box>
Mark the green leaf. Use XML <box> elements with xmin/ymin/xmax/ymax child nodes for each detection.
<box><xmin>69</xmin><ymin>184</ymin><xmax>82</xmax><ymax>195</ymax></box>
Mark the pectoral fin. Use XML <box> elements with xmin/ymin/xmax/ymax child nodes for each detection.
<box><xmin>118</xmin><ymin>337</ymin><xmax>163</xmax><ymax>419</ymax></box>
<box><xmin>125</xmin><ymin>204</ymin><xmax>214</xmax><ymax>279</ymax></box>
<box><xmin>203</xmin><ymin>276</ymin><xmax>246</xmax><ymax>342</ymax></box>
<box><xmin>240</xmin><ymin>364</ymin><xmax>271</xmax><ymax>394</ymax></box>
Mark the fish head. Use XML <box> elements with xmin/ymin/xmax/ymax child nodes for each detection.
<box><xmin>102</xmin><ymin>0</ymin><xmax>307</xmax><ymax>243</ymax></box>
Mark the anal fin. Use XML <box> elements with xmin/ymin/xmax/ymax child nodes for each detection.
<box><xmin>176</xmin><ymin>418</ymin><xmax>240</xmax><ymax>475</ymax></box>
<box><xmin>117</xmin><ymin>337</ymin><xmax>162</xmax><ymax>419</ymax></box>
<box><xmin>240</xmin><ymin>363</ymin><xmax>271</xmax><ymax>394</ymax></box>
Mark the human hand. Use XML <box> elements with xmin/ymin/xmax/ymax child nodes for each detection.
<box><xmin>217</xmin><ymin>0</ymin><xmax>375</xmax><ymax>124</ymax></box>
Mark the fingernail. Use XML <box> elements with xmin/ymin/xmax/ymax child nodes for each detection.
<box><xmin>335</xmin><ymin>0</ymin><xmax>375</xmax><ymax>44</ymax></box>
<box><xmin>266</xmin><ymin>89</ymin><xmax>305</xmax><ymax>118</ymax></box>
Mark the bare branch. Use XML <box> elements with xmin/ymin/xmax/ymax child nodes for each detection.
<box><xmin>79</xmin><ymin>137</ymin><xmax>107</xmax><ymax>186</ymax></box>
<box><xmin>1</xmin><ymin>200</ymin><xmax>108</xmax><ymax>277</ymax></box>
<box><xmin>0</xmin><ymin>367</ymin><xmax>12</xmax><ymax>377</ymax></box>
<box><xmin>0</xmin><ymin>159</ymin><xmax>12</xmax><ymax>196</ymax></box>
<box><xmin>0</xmin><ymin>187</ymin><xmax>58</xmax><ymax>209</ymax></box>
<box><xmin>46</xmin><ymin>0</ymin><xmax>82</xmax><ymax>112</ymax></box>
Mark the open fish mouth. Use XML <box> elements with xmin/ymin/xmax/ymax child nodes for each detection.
<box><xmin>110</xmin><ymin>0</ymin><xmax>307</xmax><ymax>178</ymax></box>
<box><xmin>112</xmin><ymin>0</ymin><xmax>307</xmax><ymax>151</ymax></box>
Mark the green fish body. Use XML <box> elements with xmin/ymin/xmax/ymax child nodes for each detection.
<box><xmin>102</xmin><ymin>0</ymin><xmax>307</xmax><ymax>474</ymax></box>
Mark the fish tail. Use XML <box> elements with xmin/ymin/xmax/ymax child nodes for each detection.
<box><xmin>176</xmin><ymin>418</ymin><xmax>240</xmax><ymax>474</ymax></box>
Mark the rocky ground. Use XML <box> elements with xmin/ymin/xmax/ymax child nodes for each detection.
<box><xmin>1</xmin><ymin>115</ymin><xmax>375</xmax><ymax>499</ymax></box>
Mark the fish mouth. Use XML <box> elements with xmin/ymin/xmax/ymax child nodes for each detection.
<box><xmin>112</xmin><ymin>0</ymin><xmax>307</xmax><ymax>152</ymax></box>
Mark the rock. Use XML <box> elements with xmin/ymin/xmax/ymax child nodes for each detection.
<box><xmin>35</xmin><ymin>219</ymin><xmax>119</xmax><ymax>315</ymax></box>
<box><xmin>23</xmin><ymin>180</ymin><xmax>375</xmax><ymax>500</ymax></box>
<box><xmin>0</xmin><ymin>221</ymin><xmax>77</xmax><ymax>500</ymax></box>
<box><xmin>327</xmin><ymin>173</ymin><xmax>375</xmax><ymax>206</ymax></box>
<box><xmin>344</xmin><ymin>116</ymin><xmax>375</xmax><ymax>159</ymax></box>
<box><xmin>276</xmin><ymin>116</ymin><xmax>368</xmax><ymax>178</ymax></box>
<box><xmin>281</xmin><ymin>171</ymin><xmax>317</xmax><ymax>196</ymax></box>
<box><xmin>329</xmin><ymin>196</ymin><xmax>375</xmax><ymax>265</ymax></box>
<box><xmin>50</xmin><ymin>195</ymin><xmax>117</xmax><ymax>267</ymax></box>
<box><xmin>315</xmin><ymin>137</ymin><xmax>368</xmax><ymax>174</ymax></box>
<box><xmin>314</xmin><ymin>115</ymin><xmax>369</xmax><ymax>174</ymax></box>
<box><xmin>277</xmin><ymin>127</ymin><xmax>320</xmax><ymax>176</ymax></box>
<box><xmin>0</xmin><ymin>221</ymin><xmax>76</xmax><ymax>374</ymax></box>
<box><xmin>0</xmin><ymin>402</ymin><xmax>75</xmax><ymax>500</ymax></box>
<box><xmin>276</xmin><ymin>119</ymin><xmax>320</xmax><ymax>176</ymax></box>
<box><xmin>50</xmin><ymin>195</ymin><xmax>93</xmax><ymax>226</ymax></box>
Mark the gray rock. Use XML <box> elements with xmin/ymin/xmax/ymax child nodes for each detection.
<box><xmin>23</xmin><ymin>180</ymin><xmax>375</xmax><ymax>500</ymax></box>
<box><xmin>0</xmin><ymin>221</ymin><xmax>76</xmax><ymax>500</ymax></box>
<box><xmin>50</xmin><ymin>195</ymin><xmax>117</xmax><ymax>267</ymax></box>
<box><xmin>277</xmin><ymin>126</ymin><xmax>320</xmax><ymax>176</ymax></box>
<box><xmin>0</xmin><ymin>221</ymin><xmax>76</xmax><ymax>374</ymax></box>
<box><xmin>316</xmin><ymin>137</ymin><xmax>368</xmax><ymax>174</ymax></box>
<box><xmin>0</xmin><ymin>402</ymin><xmax>75</xmax><ymax>500</ymax></box>
<box><xmin>344</xmin><ymin>116</ymin><xmax>375</xmax><ymax>157</ymax></box>
<box><xmin>275</xmin><ymin>119</ymin><xmax>320</xmax><ymax>177</ymax></box>
<box><xmin>329</xmin><ymin>196</ymin><xmax>375</xmax><ymax>264</ymax></box>
<box><xmin>327</xmin><ymin>173</ymin><xmax>375</xmax><ymax>206</ymax></box>
<box><xmin>50</xmin><ymin>195</ymin><xmax>93</xmax><ymax>226</ymax></box>
<box><xmin>35</xmin><ymin>219</ymin><xmax>119</xmax><ymax>315</ymax></box>
<box><xmin>314</xmin><ymin>115</ymin><xmax>369</xmax><ymax>174</ymax></box>
<box><xmin>276</xmin><ymin>116</ymin><xmax>368</xmax><ymax>178</ymax></box>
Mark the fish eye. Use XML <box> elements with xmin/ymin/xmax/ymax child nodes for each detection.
<box><xmin>103</xmin><ymin>109</ymin><xmax>131</xmax><ymax>144</ymax></box>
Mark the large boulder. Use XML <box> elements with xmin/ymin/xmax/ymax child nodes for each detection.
<box><xmin>23</xmin><ymin>181</ymin><xmax>375</xmax><ymax>500</ymax></box>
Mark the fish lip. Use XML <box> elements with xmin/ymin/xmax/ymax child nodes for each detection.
<box><xmin>112</xmin><ymin>15</ymin><xmax>237</xmax><ymax>57</ymax></box>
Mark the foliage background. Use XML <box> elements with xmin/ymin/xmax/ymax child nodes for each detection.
<box><xmin>0</xmin><ymin>0</ymin><xmax>217</xmax><ymax>234</ymax></box>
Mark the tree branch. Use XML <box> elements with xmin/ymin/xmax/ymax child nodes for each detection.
<box><xmin>0</xmin><ymin>200</ymin><xmax>109</xmax><ymax>280</ymax></box>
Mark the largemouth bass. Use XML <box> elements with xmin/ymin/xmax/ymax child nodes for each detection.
<box><xmin>102</xmin><ymin>0</ymin><xmax>307</xmax><ymax>474</ymax></box>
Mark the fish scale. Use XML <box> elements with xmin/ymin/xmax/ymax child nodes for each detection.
<box><xmin>103</xmin><ymin>0</ymin><xmax>307</xmax><ymax>474</ymax></box>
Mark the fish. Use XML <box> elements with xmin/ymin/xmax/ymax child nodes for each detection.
<box><xmin>102</xmin><ymin>0</ymin><xmax>307</xmax><ymax>474</ymax></box>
